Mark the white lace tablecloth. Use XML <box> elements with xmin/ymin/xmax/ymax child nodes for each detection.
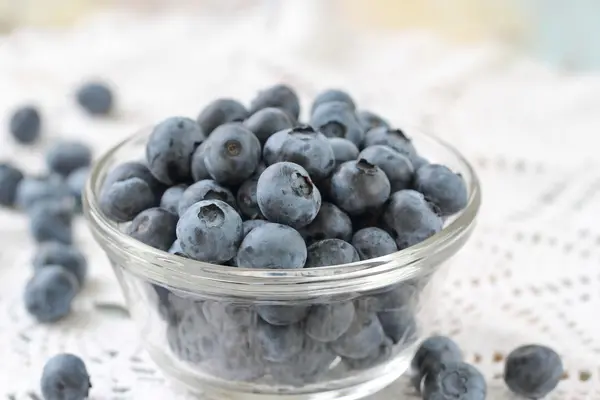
<box><xmin>0</xmin><ymin>7</ymin><xmax>599</xmax><ymax>400</ymax></box>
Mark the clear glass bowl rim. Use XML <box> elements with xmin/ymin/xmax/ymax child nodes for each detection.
<box><xmin>83</xmin><ymin>127</ymin><xmax>481</xmax><ymax>298</ymax></box>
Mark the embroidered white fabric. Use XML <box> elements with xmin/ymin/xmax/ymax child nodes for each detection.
<box><xmin>0</xmin><ymin>5</ymin><xmax>598</xmax><ymax>399</ymax></box>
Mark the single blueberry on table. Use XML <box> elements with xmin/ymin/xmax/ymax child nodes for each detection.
<box><xmin>249</xmin><ymin>84</ymin><xmax>300</xmax><ymax>121</ymax></box>
<box><xmin>422</xmin><ymin>361</ymin><xmax>486</xmax><ymax>400</ymax></box>
<box><xmin>0</xmin><ymin>162</ymin><xmax>24</xmax><ymax>206</ymax></box>
<box><xmin>203</xmin><ymin>123</ymin><xmax>261</xmax><ymax>186</ymax></box>
<box><xmin>41</xmin><ymin>353</ymin><xmax>91</xmax><ymax>400</ymax></box>
<box><xmin>145</xmin><ymin>116</ymin><xmax>205</xmax><ymax>185</ymax></box>
<box><xmin>298</xmin><ymin>201</ymin><xmax>353</xmax><ymax>245</ymax></box>
<box><xmin>244</xmin><ymin>107</ymin><xmax>293</xmax><ymax>144</ymax></box>
<box><xmin>256</xmin><ymin>305</ymin><xmax>310</xmax><ymax>326</ymax></box>
<box><xmin>126</xmin><ymin>207</ymin><xmax>177</xmax><ymax>251</ymax></box>
<box><xmin>305</xmin><ymin>239</ymin><xmax>360</xmax><ymax>268</ymax></box>
<box><xmin>76</xmin><ymin>81</ymin><xmax>114</xmax><ymax>115</ymax></box>
<box><xmin>101</xmin><ymin>161</ymin><xmax>165</xmax><ymax>197</ymax></box>
<box><xmin>311</xmin><ymin>89</ymin><xmax>356</xmax><ymax>113</ymax></box>
<box><xmin>330</xmin><ymin>311</ymin><xmax>385</xmax><ymax>359</ymax></box>
<box><xmin>263</xmin><ymin>125</ymin><xmax>335</xmax><ymax>181</ymax></box>
<box><xmin>176</xmin><ymin>199</ymin><xmax>242</xmax><ymax>263</ymax></box>
<box><xmin>305</xmin><ymin>301</ymin><xmax>355</xmax><ymax>343</ymax></box>
<box><xmin>16</xmin><ymin>175</ymin><xmax>73</xmax><ymax>212</ymax></box>
<box><xmin>236</xmin><ymin>222</ymin><xmax>307</xmax><ymax>269</ymax></box>
<box><xmin>197</xmin><ymin>98</ymin><xmax>248</xmax><ymax>136</ymax></box>
<box><xmin>328</xmin><ymin>137</ymin><xmax>360</xmax><ymax>167</ymax></box>
<box><xmin>414</xmin><ymin>164</ymin><xmax>468</xmax><ymax>216</ymax></box>
<box><xmin>9</xmin><ymin>105</ymin><xmax>41</xmax><ymax>144</ymax></box>
<box><xmin>29</xmin><ymin>201</ymin><xmax>74</xmax><ymax>245</ymax></box>
<box><xmin>343</xmin><ymin>337</ymin><xmax>393</xmax><ymax>371</ymax></box>
<box><xmin>352</xmin><ymin>227</ymin><xmax>398</xmax><ymax>260</ymax></box>
<box><xmin>24</xmin><ymin>265</ymin><xmax>78</xmax><ymax>323</ymax></box>
<box><xmin>256</xmin><ymin>318</ymin><xmax>304</xmax><ymax>362</ymax></box>
<box><xmin>33</xmin><ymin>242</ymin><xmax>87</xmax><ymax>285</ymax></box>
<box><xmin>190</xmin><ymin>140</ymin><xmax>211</xmax><ymax>182</ymax></box>
<box><xmin>257</xmin><ymin>162</ymin><xmax>321</xmax><ymax>228</ymax></box>
<box><xmin>46</xmin><ymin>140</ymin><xmax>92</xmax><ymax>177</ymax></box>
<box><xmin>99</xmin><ymin>177</ymin><xmax>156</xmax><ymax>222</ymax></box>
<box><xmin>412</xmin><ymin>335</ymin><xmax>463</xmax><ymax>391</ymax></box>
<box><xmin>66</xmin><ymin>167</ymin><xmax>89</xmax><ymax>212</ymax></box>
<box><xmin>310</xmin><ymin>101</ymin><xmax>364</xmax><ymax>146</ymax></box>
<box><xmin>357</xmin><ymin>110</ymin><xmax>389</xmax><ymax>133</ymax></box>
<box><xmin>504</xmin><ymin>344</ymin><xmax>563</xmax><ymax>399</ymax></box>
<box><xmin>377</xmin><ymin>308</ymin><xmax>417</xmax><ymax>345</ymax></box>
<box><xmin>242</xmin><ymin>219</ymin><xmax>268</xmax><ymax>238</ymax></box>
<box><xmin>159</xmin><ymin>184</ymin><xmax>188</xmax><ymax>215</ymax></box>
<box><xmin>236</xmin><ymin>177</ymin><xmax>263</xmax><ymax>220</ymax></box>
<box><xmin>329</xmin><ymin>159</ymin><xmax>391</xmax><ymax>216</ymax></box>
<box><xmin>382</xmin><ymin>189</ymin><xmax>443</xmax><ymax>250</ymax></box>
<box><xmin>359</xmin><ymin>145</ymin><xmax>414</xmax><ymax>192</ymax></box>
<box><xmin>363</xmin><ymin>127</ymin><xmax>416</xmax><ymax>160</ymax></box>
<box><xmin>177</xmin><ymin>179</ymin><xmax>236</xmax><ymax>216</ymax></box>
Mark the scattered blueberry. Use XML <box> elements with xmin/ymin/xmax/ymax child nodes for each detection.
<box><xmin>9</xmin><ymin>105</ymin><xmax>41</xmax><ymax>144</ymax></box>
<box><xmin>256</xmin><ymin>305</ymin><xmax>309</xmax><ymax>326</ymax></box>
<box><xmin>377</xmin><ymin>308</ymin><xmax>416</xmax><ymax>344</ymax></box>
<box><xmin>310</xmin><ymin>101</ymin><xmax>364</xmax><ymax>146</ymax></box>
<box><xmin>177</xmin><ymin>179</ymin><xmax>235</xmax><ymax>216</ymax></box>
<box><xmin>422</xmin><ymin>362</ymin><xmax>486</xmax><ymax>400</ymax></box>
<box><xmin>257</xmin><ymin>162</ymin><xmax>321</xmax><ymax>229</ymax></box>
<box><xmin>414</xmin><ymin>164</ymin><xmax>468</xmax><ymax>216</ymax></box>
<box><xmin>176</xmin><ymin>199</ymin><xmax>242</xmax><ymax>263</ymax></box>
<box><xmin>256</xmin><ymin>318</ymin><xmax>304</xmax><ymax>362</ymax></box>
<box><xmin>0</xmin><ymin>162</ymin><xmax>24</xmax><ymax>206</ymax></box>
<box><xmin>197</xmin><ymin>98</ymin><xmax>248</xmax><ymax>135</ymax></box>
<box><xmin>203</xmin><ymin>123</ymin><xmax>261</xmax><ymax>186</ymax></box>
<box><xmin>330</xmin><ymin>311</ymin><xmax>385</xmax><ymax>359</ymax></box>
<box><xmin>76</xmin><ymin>81</ymin><xmax>114</xmax><ymax>115</ymax></box>
<box><xmin>359</xmin><ymin>145</ymin><xmax>414</xmax><ymax>192</ymax></box>
<box><xmin>126</xmin><ymin>207</ymin><xmax>177</xmax><ymax>251</ymax></box>
<box><xmin>146</xmin><ymin>116</ymin><xmax>205</xmax><ymax>185</ymax></box>
<box><xmin>305</xmin><ymin>239</ymin><xmax>360</xmax><ymax>267</ymax></box>
<box><xmin>269</xmin><ymin>337</ymin><xmax>337</xmax><ymax>385</ymax></box>
<box><xmin>352</xmin><ymin>227</ymin><xmax>398</xmax><ymax>260</ymax></box>
<box><xmin>236</xmin><ymin>177</ymin><xmax>263</xmax><ymax>220</ymax></box>
<box><xmin>46</xmin><ymin>140</ymin><xmax>92</xmax><ymax>177</ymax></box>
<box><xmin>99</xmin><ymin>177</ymin><xmax>156</xmax><ymax>222</ymax></box>
<box><xmin>66</xmin><ymin>167</ymin><xmax>89</xmax><ymax>211</ymax></box>
<box><xmin>357</xmin><ymin>110</ymin><xmax>389</xmax><ymax>133</ymax></box>
<box><xmin>101</xmin><ymin>161</ymin><xmax>165</xmax><ymax>197</ymax></box>
<box><xmin>41</xmin><ymin>353</ymin><xmax>91</xmax><ymax>400</ymax></box>
<box><xmin>412</xmin><ymin>335</ymin><xmax>463</xmax><ymax>390</ymax></box>
<box><xmin>298</xmin><ymin>202</ymin><xmax>353</xmax><ymax>245</ymax></box>
<box><xmin>16</xmin><ymin>175</ymin><xmax>73</xmax><ymax>211</ymax></box>
<box><xmin>29</xmin><ymin>201</ymin><xmax>74</xmax><ymax>245</ymax></box>
<box><xmin>305</xmin><ymin>301</ymin><xmax>355</xmax><ymax>342</ymax></box>
<box><xmin>241</xmin><ymin>219</ymin><xmax>268</xmax><ymax>237</ymax></box>
<box><xmin>329</xmin><ymin>159</ymin><xmax>390</xmax><ymax>216</ymax></box>
<box><xmin>33</xmin><ymin>242</ymin><xmax>87</xmax><ymax>285</ymax></box>
<box><xmin>343</xmin><ymin>337</ymin><xmax>393</xmax><ymax>371</ymax></box>
<box><xmin>244</xmin><ymin>107</ymin><xmax>293</xmax><ymax>144</ymax></box>
<box><xmin>159</xmin><ymin>184</ymin><xmax>188</xmax><ymax>215</ymax></box>
<box><xmin>504</xmin><ymin>344</ymin><xmax>563</xmax><ymax>399</ymax></box>
<box><xmin>382</xmin><ymin>190</ymin><xmax>443</xmax><ymax>249</ymax></box>
<box><xmin>249</xmin><ymin>84</ymin><xmax>300</xmax><ymax>121</ymax></box>
<box><xmin>24</xmin><ymin>265</ymin><xmax>78</xmax><ymax>323</ymax></box>
<box><xmin>328</xmin><ymin>137</ymin><xmax>360</xmax><ymax>167</ymax></box>
<box><xmin>236</xmin><ymin>222</ymin><xmax>307</xmax><ymax>269</ymax></box>
<box><xmin>311</xmin><ymin>89</ymin><xmax>356</xmax><ymax>113</ymax></box>
<box><xmin>363</xmin><ymin>127</ymin><xmax>416</xmax><ymax>160</ymax></box>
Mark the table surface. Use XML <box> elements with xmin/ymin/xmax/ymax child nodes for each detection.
<box><xmin>0</xmin><ymin>5</ymin><xmax>599</xmax><ymax>399</ymax></box>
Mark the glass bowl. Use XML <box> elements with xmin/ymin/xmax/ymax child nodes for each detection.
<box><xmin>83</xmin><ymin>126</ymin><xmax>481</xmax><ymax>400</ymax></box>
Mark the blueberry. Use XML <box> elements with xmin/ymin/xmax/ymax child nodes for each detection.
<box><xmin>249</xmin><ymin>84</ymin><xmax>300</xmax><ymax>120</ymax></box>
<box><xmin>298</xmin><ymin>202</ymin><xmax>353</xmax><ymax>245</ymax></box>
<box><xmin>256</xmin><ymin>305</ymin><xmax>309</xmax><ymax>326</ymax></box>
<box><xmin>412</xmin><ymin>335</ymin><xmax>463</xmax><ymax>389</ymax></box>
<box><xmin>310</xmin><ymin>101</ymin><xmax>364</xmax><ymax>146</ymax></box>
<box><xmin>0</xmin><ymin>162</ymin><xmax>24</xmax><ymax>206</ymax></box>
<box><xmin>357</xmin><ymin>110</ymin><xmax>389</xmax><ymax>133</ymax></box>
<box><xmin>66</xmin><ymin>167</ymin><xmax>89</xmax><ymax>211</ymax></box>
<box><xmin>382</xmin><ymin>190</ymin><xmax>443</xmax><ymax>249</ymax></box>
<box><xmin>414</xmin><ymin>164</ymin><xmax>468</xmax><ymax>216</ymax></box>
<box><xmin>197</xmin><ymin>98</ymin><xmax>248</xmax><ymax>135</ymax></box>
<box><xmin>33</xmin><ymin>242</ymin><xmax>87</xmax><ymax>285</ymax></box>
<box><xmin>377</xmin><ymin>308</ymin><xmax>417</xmax><ymax>344</ymax></box>
<box><xmin>16</xmin><ymin>175</ymin><xmax>73</xmax><ymax>211</ymax></box>
<box><xmin>202</xmin><ymin>301</ymin><xmax>255</xmax><ymax>331</ymax></box>
<box><xmin>236</xmin><ymin>222</ymin><xmax>306</xmax><ymax>269</ymax></box>
<box><xmin>236</xmin><ymin>178</ymin><xmax>263</xmax><ymax>220</ymax></box>
<box><xmin>328</xmin><ymin>137</ymin><xmax>359</xmax><ymax>167</ymax></box>
<box><xmin>168</xmin><ymin>239</ymin><xmax>186</xmax><ymax>257</ymax></box>
<box><xmin>263</xmin><ymin>126</ymin><xmax>335</xmax><ymax>180</ymax></box>
<box><xmin>76</xmin><ymin>81</ymin><xmax>114</xmax><ymax>115</ymax></box>
<box><xmin>244</xmin><ymin>107</ymin><xmax>293</xmax><ymax>144</ymax></box>
<box><xmin>29</xmin><ymin>201</ymin><xmax>74</xmax><ymax>245</ymax></box>
<box><xmin>99</xmin><ymin>177</ymin><xmax>156</xmax><ymax>222</ymax></box>
<box><xmin>176</xmin><ymin>199</ymin><xmax>242</xmax><ymax>263</ymax></box>
<box><xmin>504</xmin><ymin>344</ymin><xmax>563</xmax><ymax>399</ymax></box>
<box><xmin>146</xmin><ymin>116</ymin><xmax>205</xmax><ymax>185</ymax></box>
<box><xmin>423</xmin><ymin>362</ymin><xmax>486</xmax><ymax>400</ymax></box>
<box><xmin>352</xmin><ymin>227</ymin><xmax>398</xmax><ymax>260</ymax></box>
<box><xmin>412</xmin><ymin>155</ymin><xmax>430</xmax><ymax>170</ymax></box>
<box><xmin>269</xmin><ymin>337</ymin><xmax>336</xmax><ymax>385</ymax></box>
<box><xmin>257</xmin><ymin>162</ymin><xmax>321</xmax><ymax>229</ymax></box>
<box><xmin>371</xmin><ymin>282</ymin><xmax>419</xmax><ymax>311</ymax></box>
<box><xmin>24</xmin><ymin>266</ymin><xmax>78</xmax><ymax>323</ymax></box>
<box><xmin>330</xmin><ymin>311</ymin><xmax>385</xmax><ymax>359</ymax></box>
<box><xmin>311</xmin><ymin>89</ymin><xmax>356</xmax><ymax>113</ymax></box>
<box><xmin>41</xmin><ymin>353</ymin><xmax>91</xmax><ymax>400</ymax></box>
<box><xmin>126</xmin><ymin>207</ymin><xmax>177</xmax><ymax>251</ymax></box>
<box><xmin>329</xmin><ymin>159</ymin><xmax>390</xmax><ymax>216</ymax></box>
<box><xmin>343</xmin><ymin>337</ymin><xmax>393</xmax><ymax>370</ymax></box>
<box><xmin>203</xmin><ymin>123</ymin><xmax>261</xmax><ymax>185</ymax></box>
<box><xmin>159</xmin><ymin>184</ymin><xmax>188</xmax><ymax>215</ymax></box>
<box><xmin>305</xmin><ymin>239</ymin><xmax>359</xmax><ymax>268</ymax></box>
<box><xmin>9</xmin><ymin>105</ymin><xmax>41</xmax><ymax>144</ymax></box>
<box><xmin>154</xmin><ymin>286</ymin><xmax>198</xmax><ymax>323</ymax></box>
<box><xmin>46</xmin><ymin>141</ymin><xmax>92</xmax><ymax>178</ymax></box>
<box><xmin>190</xmin><ymin>141</ymin><xmax>211</xmax><ymax>182</ymax></box>
<box><xmin>256</xmin><ymin>318</ymin><xmax>304</xmax><ymax>362</ymax></box>
<box><xmin>305</xmin><ymin>301</ymin><xmax>355</xmax><ymax>342</ymax></box>
<box><xmin>174</xmin><ymin>306</ymin><xmax>219</xmax><ymax>362</ymax></box>
<box><xmin>177</xmin><ymin>179</ymin><xmax>236</xmax><ymax>216</ymax></box>
<box><xmin>101</xmin><ymin>161</ymin><xmax>165</xmax><ymax>197</ymax></box>
<box><xmin>363</xmin><ymin>127</ymin><xmax>416</xmax><ymax>159</ymax></box>
<box><xmin>359</xmin><ymin>145</ymin><xmax>414</xmax><ymax>192</ymax></box>
<box><xmin>211</xmin><ymin>329</ymin><xmax>266</xmax><ymax>381</ymax></box>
